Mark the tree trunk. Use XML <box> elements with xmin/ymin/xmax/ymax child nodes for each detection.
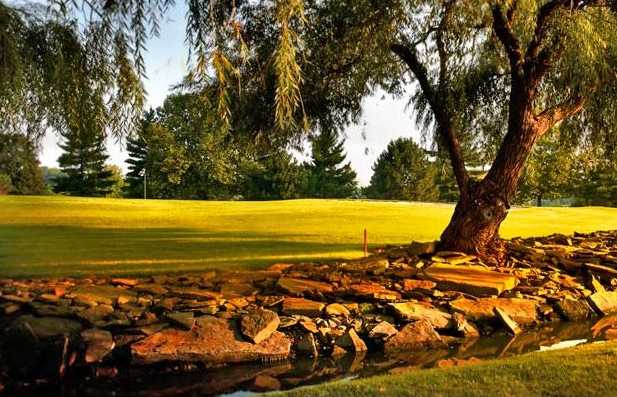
<box><xmin>439</xmin><ymin>85</ymin><xmax>541</xmax><ymax>262</ymax></box>
<box><xmin>439</xmin><ymin>181</ymin><xmax>509</xmax><ymax>264</ymax></box>
<box><xmin>536</xmin><ymin>195</ymin><xmax>542</xmax><ymax>207</ymax></box>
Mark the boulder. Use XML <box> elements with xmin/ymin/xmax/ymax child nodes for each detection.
<box><xmin>384</xmin><ymin>320</ymin><xmax>445</xmax><ymax>353</ymax></box>
<box><xmin>71</xmin><ymin>285</ymin><xmax>136</xmax><ymax>306</ymax></box>
<box><xmin>335</xmin><ymin>329</ymin><xmax>367</xmax><ymax>352</ymax></box>
<box><xmin>4</xmin><ymin>315</ymin><xmax>82</xmax><ymax>379</ymax></box>
<box><xmin>450</xmin><ymin>297</ymin><xmax>538</xmax><ymax>325</ymax></box>
<box><xmin>389</xmin><ymin>302</ymin><xmax>452</xmax><ymax>329</ymax></box>
<box><xmin>588</xmin><ymin>291</ymin><xmax>617</xmax><ymax>316</ymax></box>
<box><xmin>276</xmin><ymin>278</ymin><xmax>334</xmax><ymax>295</ymax></box>
<box><xmin>295</xmin><ymin>332</ymin><xmax>318</xmax><ymax>357</ymax></box>
<box><xmin>165</xmin><ymin>312</ymin><xmax>196</xmax><ymax>330</ymax></box>
<box><xmin>494</xmin><ymin>307</ymin><xmax>521</xmax><ymax>335</ymax></box>
<box><xmin>348</xmin><ymin>283</ymin><xmax>401</xmax><ymax>301</ymax></box>
<box><xmin>452</xmin><ymin>313</ymin><xmax>479</xmax><ymax>338</ymax></box>
<box><xmin>281</xmin><ymin>297</ymin><xmax>324</xmax><ymax>317</ymax></box>
<box><xmin>368</xmin><ymin>321</ymin><xmax>398</xmax><ymax>341</ymax></box>
<box><xmin>555</xmin><ymin>299</ymin><xmax>591</xmax><ymax>321</ymax></box>
<box><xmin>131</xmin><ymin>316</ymin><xmax>291</xmax><ymax>365</ymax></box>
<box><xmin>402</xmin><ymin>279</ymin><xmax>436</xmax><ymax>291</ymax></box>
<box><xmin>325</xmin><ymin>303</ymin><xmax>350</xmax><ymax>317</ymax></box>
<box><xmin>420</xmin><ymin>263</ymin><xmax>518</xmax><ymax>296</ymax></box>
<box><xmin>240</xmin><ymin>309</ymin><xmax>280</xmax><ymax>344</ymax></box>
<box><xmin>81</xmin><ymin>328</ymin><xmax>114</xmax><ymax>363</ymax></box>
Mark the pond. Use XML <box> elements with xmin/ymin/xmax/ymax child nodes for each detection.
<box><xmin>15</xmin><ymin>319</ymin><xmax>609</xmax><ymax>397</ymax></box>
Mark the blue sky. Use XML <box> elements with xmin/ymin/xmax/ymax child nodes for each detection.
<box><xmin>38</xmin><ymin>3</ymin><xmax>421</xmax><ymax>186</ymax></box>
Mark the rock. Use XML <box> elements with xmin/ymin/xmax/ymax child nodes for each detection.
<box><xmin>341</xmin><ymin>258</ymin><xmax>389</xmax><ymax>275</ymax></box>
<box><xmin>71</xmin><ymin>285</ymin><xmax>136</xmax><ymax>306</ymax></box>
<box><xmin>450</xmin><ymin>297</ymin><xmax>538</xmax><ymax>325</ymax></box>
<box><xmin>325</xmin><ymin>303</ymin><xmax>350</xmax><ymax>317</ymax></box>
<box><xmin>384</xmin><ymin>320</ymin><xmax>445</xmax><ymax>353</ymax></box>
<box><xmin>131</xmin><ymin>316</ymin><xmax>291</xmax><ymax>365</ymax></box>
<box><xmin>281</xmin><ymin>297</ymin><xmax>324</xmax><ymax>317</ymax></box>
<box><xmin>267</xmin><ymin>263</ymin><xmax>294</xmax><ymax>272</ymax></box>
<box><xmin>402</xmin><ymin>279</ymin><xmax>436</xmax><ymax>291</ymax></box>
<box><xmin>169</xmin><ymin>287</ymin><xmax>222</xmax><ymax>300</ymax></box>
<box><xmin>10</xmin><ymin>315</ymin><xmax>82</xmax><ymax>338</ymax></box>
<box><xmin>588</xmin><ymin>291</ymin><xmax>617</xmax><ymax>316</ymax></box>
<box><xmin>220</xmin><ymin>282</ymin><xmax>259</xmax><ymax>298</ymax></box>
<box><xmin>368</xmin><ymin>321</ymin><xmax>398</xmax><ymax>341</ymax></box>
<box><xmin>134</xmin><ymin>283</ymin><xmax>169</xmax><ymax>295</ymax></box>
<box><xmin>389</xmin><ymin>302</ymin><xmax>452</xmax><ymax>329</ymax></box>
<box><xmin>452</xmin><ymin>313</ymin><xmax>479</xmax><ymax>338</ymax></box>
<box><xmin>299</xmin><ymin>319</ymin><xmax>318</xmax><ymax>333</ymax></box>
<box><xmin>111</xmin><ymin>278</ymin><xmax>139</xmax><ymax>287</ymax></box>
<box><xmin>252</xmin><ymin>374</ymin><xmax>281</xmax><ymax>391</ymax></box>
<box><xmin>421</xmin><ymin>263</ymin><xmax>518</xmax><ymax>296</ymax></box>
<box><xmin>331</xmin><ymin>345</ymin><xmax>348</xmax><ymax>356</ymax></box>
<box><xmin>76</xmin><ymin>305</ymin><xmax>114</xmax><ymax>325</ymax></box>
<box><xmin>276</xmin><ymin>278</ymin><xmax>334</xmax><ymax>295</ymax></box>
<box><xmin>4</xmin><ymin>315</ymin><xmax>81</xmax><ymax>379</ymax></box>
<box><xmin>349</xmin><ymin>283</ymin><xmax>401</xmax><ymax>301</ymax></box>
<box><xmin>335</xmin><ymin>329</ymin><xmax>367</xmax><ymax>352</ymax></box>
<box><xmin>590</xmin><ymin>275</ymin><xmax>606</xmax><ymax>293</ymax></box>
<box><xmin>165</xmin><ymin>312</ymin><xmax>196</xmax><ymax>330</ymax></box>
<box><xmin>240</xmin><ymin>309</ymin><xmax>280</xmax><ymax>344</ymax></box>
<box><xmin>81</xmin><ymin>328</ymin><xmax>114</xmax><ymax>363</ymax></box>
<box><xmin>555</xmin><ymin>299</ymin><xmax>591</xmax><ymax>321</ymax></box>
<box><xmin>494</xmin><ymin>307</ymin><xmax>521</xmax><ymax>335</ymax></box>
<box><xmin>408</xmin><ymin>240</ymin><xmax>438</xmax><ymax>256</ymax></box>
<box><xmin>295</xmin><ymin>332</ymin><xmax>318</xmax><ymax>357</ymax></box>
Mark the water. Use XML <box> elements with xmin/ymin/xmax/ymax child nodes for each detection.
<box><xmin>11</xmin><ymin>320</ymin><xmax>609</xmax><ymax>397</ymax></box>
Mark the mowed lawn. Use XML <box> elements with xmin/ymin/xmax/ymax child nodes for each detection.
<box><xmin>1</xmin><ymin>195</ymin><xmax>617</xmax><ymax>277</ymax></box>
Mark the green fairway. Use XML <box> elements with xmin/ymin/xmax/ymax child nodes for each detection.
<box><xmin>1</xmin><ymin>195</ymin><xmax>617</xmax><ymax>277</ymax></box>
<box><xmin>273</xmin><ymin>341</ymin><xmax>617</xmax><ymax>397</ymax></box>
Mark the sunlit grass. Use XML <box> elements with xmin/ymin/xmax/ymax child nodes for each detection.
<box><xmin>1</xmin><ymin>195</ymin><xmax>616</xmax><ymax>277</ymax></box>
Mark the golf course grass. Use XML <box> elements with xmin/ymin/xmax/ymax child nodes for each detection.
<box><xmin>1</xmin><ymin>195</ymin><xmax>617</xmax><ymax>277</ymax></box>
<box><xmin>273</xmin><ymin>341</ymin><xmax>617</xmax><ymax>397</ymax></box>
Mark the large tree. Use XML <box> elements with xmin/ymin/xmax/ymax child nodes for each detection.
<box><xmin>306</xmin><ymin>129</ymin><xmax>358</xmax><ymax>198</ymax></box>
<box><xmin>54</xmin><ymin>127</ymin><xmax>114</xmax><ymax>197</ymax></box>
<box><xmin>4</xmin><ymin>1</ymin><xmax>617</xmax><ymax>259</ymax></box>
<box><xmin>0</xmin><ymin>133</ymin><xmax>46</xmax><ymax>195</ymax></box>
<box><xmin>366</xmin><ymin>137</ymin><xmax>439</xmax><ymax>202</ymax></box>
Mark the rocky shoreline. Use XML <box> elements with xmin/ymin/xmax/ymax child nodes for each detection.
<box><xmin>3</xmin><ymin>230</ymin><xmax>617</xmax><ymax>393</ymax></box>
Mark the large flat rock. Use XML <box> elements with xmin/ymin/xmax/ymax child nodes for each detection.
<box><xmin>589</xmin><ymin>291</ymin><xmax>617</xmax><ymax>316</ymax></box>
<box><xmin>450</xmin><ymin>297</ymin><xmax>538</xmax><ymax>325</ymax></box>
<box><xmin>384</xmin><ymin>320</ymin><xmax>445</xmax><ymax>353</ymax></box>
<box><xmin>276</xmin><ymin>278</ymin><xmax>333</xmax><ymax>295</ymax></box>
<box><xmin>131</xmin><ymin>316</ymin><xmax>291</xmax><ymax>365</ymax></box>
<box><xmin>388</xmin><ymin>302</ymin><xmax>452</xmax><ymax>329</ymax></box>
<box><xmin>420</xmin><ymin>263</ymin><xmax>518</xmax><ymax>296</ymax></box>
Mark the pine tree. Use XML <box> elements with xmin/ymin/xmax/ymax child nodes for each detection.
<box><xmin>54</xmin><ymin>129</ymin><xmax>113</xmax><ymax>197</ymax></box>
<box><xmin>366</xmin><ymin>138</ymin><xmax>439</xmax><ymax>202</ymax></box>
<box><xmin>124</xmin><ymin>112</ymin><xmax>154</xmax><ymax>198</ymax></box>
<box><xmin>306</xmin><ymin>129</ymin><xmax>358</xmax><ymax>198</ymax></box>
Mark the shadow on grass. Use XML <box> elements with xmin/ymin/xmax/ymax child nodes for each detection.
<box><xmin>0</xmin><ymin>225</ymin><xmax>362</xmax><ymax>278</ymax></box>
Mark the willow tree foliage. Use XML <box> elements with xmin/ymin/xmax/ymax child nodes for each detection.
<box><xmin>3</xmin><ymin>0</ymin><xmax>617</xmax><ymax>258</ymax></box>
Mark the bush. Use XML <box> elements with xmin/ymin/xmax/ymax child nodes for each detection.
<box><xmin>0</xmin><ymin>174</ymin><xmax>13</xmax><ymax>195</ymax></box>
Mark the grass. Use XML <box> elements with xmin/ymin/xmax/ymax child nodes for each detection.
<box><xmin>273</xmin><ymin>341</ymin><xmax>617</xmax><ymax>397</ymax></box>
<box><xmin>1</xmin><ymin>195</ymin><xmax>617</xmax><ymax>277</ymax></box>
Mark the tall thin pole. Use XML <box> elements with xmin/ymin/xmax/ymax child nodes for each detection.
<box><xmin>143</xmin><ymin>171</ymin><xmax>147</xmax><ymax>200</ymax></box>
<box><xmin>363</xmin><ymin>228</ymin><xmax>368</xmax><ymax>257</ymax></box>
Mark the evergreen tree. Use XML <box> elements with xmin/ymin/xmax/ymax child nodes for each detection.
<box><xmin>124</xmin><ymin>111</ymin><xmax>154</xmax><ymax>198</ymax></box>
<box><xmin>366</xmin><ymin>138</ymin><xmax>439</xmax><ymax>202</ymax></box>
<box><xmin>54</xmin><ymin>129</ymin><xmax>113</xmax><ymax>197</ymax></box>
<box><xmin>306</xmin><ymin>130</ymin><xmax>358</xmax><ymax>198</ymax></box>
<box><xmin>0</xmin><ymin>133</ymin><xmax>46</xmax><ymax>195</ymax></box>
<box><xmin>241</xmin><ymin>151</ymin><xmax>308</xmax><ymax>200</ymax></box>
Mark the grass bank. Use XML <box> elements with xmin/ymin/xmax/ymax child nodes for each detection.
<box><xmin>274</xmin><ymin>341</ymin><xmax>617</xmax><ymax>397</ymax></box>
<box><xmin>2</xmin><ymin>195</ymin><xmax>617</xmax><ymax>277</ymax></box>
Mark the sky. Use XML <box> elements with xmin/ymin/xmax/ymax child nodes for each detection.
<box><xmin>38</xmin><ymin>4</ymin><xmax>421</xmax><ymax>187</ymax></box>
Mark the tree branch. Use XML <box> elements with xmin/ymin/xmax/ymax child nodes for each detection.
<box><xmin>390</xmin><ymin>43</ymin><xmax>470</xmax><ymax>195</ymax></box>
<box><xmin>536</xmin><ymin>95</ymin><xmax>587</xmax><ymax>135</ymax></box>
<box><xmin>492</xmin><ymin>3</ymin><xmax>523</xmax><ymax>77</ymax></box>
